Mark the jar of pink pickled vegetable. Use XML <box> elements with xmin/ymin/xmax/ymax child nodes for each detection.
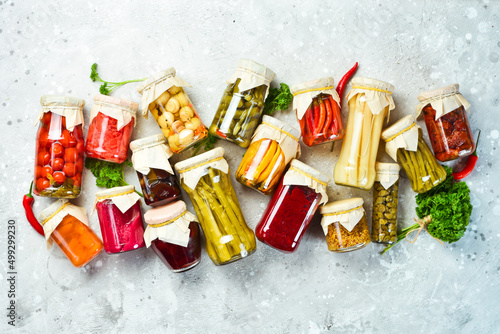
<box><xmin>94</xmin><ymin>185</ymin><xmax>146</xmax><ymax>254</ymax></box>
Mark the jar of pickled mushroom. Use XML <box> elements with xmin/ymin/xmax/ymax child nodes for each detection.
<box><xmin>236</xmin><ymin>115</ymin><xmax>301</xmax><ymax>195</ymax></box>
<box><xmin>137</xmin><ymin>68</ymin><xmax>208</xmax><ymax>153</ymax></box>
<box><xmin>144</xmin><ymin>201</ymin><xmax>201</xmax><ymax>272</ymax></box>
<box><xmin>256</xmin><ymin>159</ymin><xmax>329</xmax><ymax>253</ymax></box>
<box><xmin>320</xmin><ymin>198</ymin><xmax>371</xmax><ymax>252</ymax></box>
<box><xmin>291</xmin><ymin>77</ymin><xmax>344</xmax><ymax>146</ymax></box>
<box><xmin>333</xmin><ymin>78</ymin><xmax>395</xmax><ymax>190</ymax></box>
<box><xmin>130</xmin><ymin>134</ymin><xmax>182</xmax><ymax>206</ymax></box>
<box><xmin>416</xmin><ymin>84</ymin><xmax>475</xmax><ymax>162</ymax></box>
<box><xmin>94</xmin><ymin>185</ymin><xmax>145</xmax><ymax>254</ymax></box>
<box><xmin>34</xmin><ymin>95</ymin><xmax>85</xmax><ymax>198</ymax></box>
<box><xmin>209</xmin><ymin>59</ymin><xmax>276</xmax><ymax>148</ymax></box>
<box><xmin>174</xmin><ymin>147</ymin><xmax>256</xmax><ymax>265</ymax></box>
<box><xmin>39</xmin><ymin>199</ymin><xmax>103</xmax><ymax>267</ymax></box>
<box><xmin>85</xmin><ymin>94</ymin><xmax>138</xmax><ymax>163</ymax></box>
<box><xmin>381</xmin><ymin>115</ymin><xmax>446</xmax><ymax>193</ymax></box>
<box><xmin>371</xmin><ymin>162</ymin><xmax>400</xmax><ymax>244</ymax></box>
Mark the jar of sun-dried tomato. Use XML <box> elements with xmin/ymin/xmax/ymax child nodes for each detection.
<box><xmin>416</xmin><ymin>84</ymin><xmax>475</xmax><ymax>162</ymax></box>
<box><xmin>85</xmin><ymin>94</ymin><xmax>138</xmax><ymax>163</ymax></box>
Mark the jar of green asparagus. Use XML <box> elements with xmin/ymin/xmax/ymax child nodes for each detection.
<box><xmin>209</xmin><ymin>59</ymin><xmax>276</xmax><ymax>148</ymax></box>
<box><xmin>381</xmin><ymin>115</ymin><xmax>446</xmax><ymax>193</ymax></box>
<box><xmin>371</xmin><ymin>162</ymin><xmax>400</xmax><ymax>244</ymax></box>
<box><xmin>174</xmin><ymin>147</ymin><xmax>256</xmax><ymax>265</ymax></box>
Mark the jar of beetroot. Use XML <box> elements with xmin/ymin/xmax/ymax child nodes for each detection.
<box><xmin>144</xmin><ymin>201</ymin><xmax>201</xmax><ymax>272</ymax></box>
<box><xmin>130</xmin><ymin>134</ymin><xmax>182</xmax><ymax>206</ymax></box>
<box><xmin>85</xmin><ymin>94</ymin><xmax>138</xmax><ymax>163</ymax></box>
<box><xmin>416</xmin><ymin>84</ymin><xmax>475</xmax><ymax>162</ymax></box>
<box><xmin>94</xmin><ymin>185</ymin><xmax>146</xmax><ymax>254</ymax></box>
<box><xmin>256</xmin><ymin>159</ymin><xmax>329</xmax><ymax>253</ymax></box>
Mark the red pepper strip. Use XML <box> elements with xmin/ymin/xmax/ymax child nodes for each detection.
<box><xmin>329</xmin><ymin>95</ymin><xmax>339</xmax><ymax>135</ymax></box>
<box><xmin>316</xmin><ymin>97</ymin><xmax>327</xmax><ymax>134</ymax></box>
<box><xmin>453</xmin><ymin>130</ymin><xmax>481</xmax><ymax>180</ymax></box>
<box><xmin>312</xmin><ymin>99</ymin><xmax>320</xmax><ymax>135</ymax></box>
<box><xmin>322</xmin><ymin>97</ymin><xmax>333</xmax><ymax>136</ymax></box>
<box><xmin>336</xmin><ymin>62</ymin><xmax>359</xmax><ymax>105</ymax></box>
<box><xmin>23</xmin><ymin>182</ymin><xmax>44</xmax><ymax>236</ymax></box>
<box><xmin>306</xmin><ymin>107</ymin><xmax>315</xmax><ymax>137</ymax></box>
<box><xmin>216</xmin><ymin>129</ymin><xmax>227</xmax><ymax>139</ymax></box>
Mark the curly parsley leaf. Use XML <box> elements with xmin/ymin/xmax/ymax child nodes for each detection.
<box><xmin>263</xmin><ymin>83</ymin><xmax>293</xmax><ymax>115</ymax></box>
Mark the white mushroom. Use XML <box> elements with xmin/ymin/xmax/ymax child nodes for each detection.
<box><xmin>166</xmin><ymin>97</ymin><xmax>181</xmax><ymax>113</ymax></box>
<box><xmin>156</xmin><ymin>91</ymin><xmax>171</xmax><ymax>107</ymax></box>
<box><xmin>171</xmin><ymin>120</ymin><xmax>185</xmax><ymax>133</ymax></box>
<box><xmin>168</xmin><ymin>86</ymin><xmax>181</xmax><ymax>95</ymax></box>
<box><xmin>175</xmin><ymin>92</ymin><xmax>190</xmax><ymax>107</ymax></box>
<box><xmin>178</xmin><ymin>129</ymin><xmax>194</xmax><ymax>145</ymax></box>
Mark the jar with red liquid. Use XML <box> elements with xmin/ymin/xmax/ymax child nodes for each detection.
<box><xmin>144</xmin><ymin>201</ymin><xmax>201</xmax><ymax>272</ymax></box>
<box><xmin>85</xmin><ymin>94</ymin><xmax>138</xmax><ymax>163</ymax></box>
<box><xmin>34</xmin><ymin>96</ymin><xmax>85</xmax><ymax>198</ymax></box>
<box><xmin>291</xmin><ymin>77</ymin><xmax>344</xmax><ymax>146</ymax></box>
<box><xmin>416</xmin><ymin>84</ymin><xmax>475</xmax><ymax>162</ymax></box>
<box><xmin>130</xmin><ymin>134</ymin><xmax>182</xmax><ymax>206</ymax></box>
<box><xmin>255</xmin><ymin>159</ymin><xmax>329</xmax><ymax>253</ymax></box>
<box><xmin>94</xmin><ymin>185</ymin><xmax>146</xmax><ymax>254</ymax></box>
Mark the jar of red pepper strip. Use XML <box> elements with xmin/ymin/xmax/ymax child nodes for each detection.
<box><xmin>85</xmin><ymin>94</ymin><xmax>138</xmax><ymax>164</ymax></box>
<box><xmin>255</xmin><ymin>159</ymin><xmax>329</xmax><ymax>253</ymax></box>
<box><xmin>416</xmin><ymin>84</ymin><xmax>475</xmax><ymax>162</ymax></box>
<box><xmin>291</xmin><ymin>77</ymin><xmax>344</xmax><ymax>146</ymax></box>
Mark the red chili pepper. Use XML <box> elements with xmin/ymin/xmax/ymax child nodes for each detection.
<box><xmin>322</xmin><ymin>96</ymin><xmax>333</xmax><ymax>135</ymax></box>
<box><xmin>305</xmin><ymin>107</ymin><xmax>315</xmax><ymax>136</ymax></box>
<box><xmin>316</xmin><ymin>97</ymin><xmax>327</xmax><ymax>134</ymax></box>
<box><xmin>23</xmin><ymin>181</ymin><xmax>45</xmax><ymax>236</ymax></box>
<box><xmin>452</xmin><ymin>130</ymin><xmax>481</xmax><ymax>180</ymax></box>
<box><xmin>312</xmin><ymin>99</ymin><xmax>320</xmax><ymax>135</ymax></box>
<box><xmin>336</xmin><ymin>62</ymin><xmax>359</xmax><ymax>105</ymax></box>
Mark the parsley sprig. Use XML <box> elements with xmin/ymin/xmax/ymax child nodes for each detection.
<box><xmin>263</xmin><ymin>83</ymin><xmax>293</xmax><ymax>115</ymax></box>
<box><xmin>191</xmin><ymin>133</ymin><xmax>219</xmax><ymax>156</ymax></box>
<box><xmin>85</xmin><ymin>158</ymin><xmax>143</xmax><ymax>196</ymax></box>
<box><xmin>90</xmin><ymin>63</ymin><xmax>146</xmax><ymax>95</ymax></box>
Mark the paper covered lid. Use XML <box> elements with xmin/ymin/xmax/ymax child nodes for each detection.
<box><xmin>38</xmin><ymin>199</ymin><xmax>70</xmax><ymax>224</ymax></box>
<box><xmin>144</xmin><ymin>201</ymin><xmax>187</xmax><ymax>225</ymax></box>
<box><xmin>375</xmin><ymin>162</ymin><xmax>400</xmax><ymax>189</ymax></box>
<box><xmin>284</xmin><ymin>159</ymin><xmax>330</xmax><ymax>205</ymax></box>
<box><xmin>415</xmin><ymin>83</ymin><xmax>471</xmax><ymax>119</ymax></box>
<box><xmin>233</xmin><ymin>59</ymin><xmax>275</xmax><ymax>83</ymax></box>
<box><xmin>93</xmin><ymin>94</ymin><xmax>138</xmax><ymax>115</ymax></box>
<box><xmin>137</xmin><ymin>68</ymin><xmax>182</xmax><ymax>94</ymax></box>
<box><xmin>291</xmin><ymin>77</ymin><xmax>335</xmax><ymax>95</ymax></box>
<box><xmin>130</xmin><ymin>134</ymin><xmax>171</xmax><ymax>154</ymax></box>
<box><xmin>350</xmin><ymin>77</ymin><xmax>394</xmax><ymax>93</ymax></box>
<box><xmin>381</xmin><ymin>115</ymin><xmax>416</xmax><ymax>142</ymax></box>
<box><xmin>95</xmin><ymin>185</ymin><xmax>135</xmax><ymax>199</ymax></box>
<box><xmin>40</xmin><ymin>95</ymin><xmax>85</xmax><ymax>109</ymax></box>
<box><xmin>320</xmin><ymin>197</ymin><xmax>364</xmax><ymax>215</ymax></box>
<box><xmin>417</xmin><ymin>84</ymin><xmax>460</xmax><ymax>102</ymax></box>
<box><xmin>261</xmin><ymin>115</ymin><xmax>301</xmax><ymax>141</ymax></box>
<box><xmin>288</xmin><ymin>159</ymin><xmax>330</xmax><ymax>184</ymax></box>
<box><xmin>174</xmin><ymin>147</ymin><xmax>225</xmax><ymax>174</ymax></box>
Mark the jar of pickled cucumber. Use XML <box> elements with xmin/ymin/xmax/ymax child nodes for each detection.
<box><xmin>291</xmin><ymin>77</ymin><xmax>344</xmax><ymax>146</ymax></box>
<box><xmin>137</xmin><ymin>68</ymin><xmax>208</xmax><ymax>153</ymax></box>
<box><xmin>39</xmin><ymin>199</ymin><xmax>103</xmax><ymax>267</ymax></box>
<box><xmin>333</xmin><ymin>78</ymin><xmax>395</xmax><ymax>190</ymax></box>
<box><xmin>130</xmin><ymin>134</ymin><xmax>182</xmax><ymax>207</ymax></box>
<box><xmin>416</xmin><ymin>84</ymin><xmax>475</xmax><ymax>162</ymax></box>
<box><xmin>174</xmin><ymin>147</ymin><xmax>256</xmax><ymax>265</ymax></box>
<box><xmin>235</xmin><ymin>115</ymin><xmax>301</xmax><ymax>195</ymax></box>
<box><xmin>209</xmin><ymin>59</ymin><xmax>276</xmax><ymax>148</ymax></box>
<box><xmin>381</xmin><ymin>115</ymin><xmax>446</xmax><ymax>193</ymax></box>
<box><xmin>320</xmin><ymin>198</ymin><xmax>371</xmax><ymax>252</ymax></box>
<box><xmin>371</xmin><ymin>162</ymin><xmax>400</xmax><ymax>244</ymax></box>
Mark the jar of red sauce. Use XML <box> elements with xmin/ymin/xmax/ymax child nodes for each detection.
<box><xmin>144</xmin><ymin>201</ymin><xmax>201</xmax><ymax>272</ymax></box>
<box><xmin>39</xmin><ymin>199</ymin><xmax>103</xmax><ymax>267</ymax></box>
<box><xmin>416</xmin><ymin>84</ymin><xmax>475</xmax><ymax>162</ymax></box>
<box><xmin>34</xmin><ymin>95</ymin><xmax>85</xmax><ymax>198</ymax></box>
<box><xmin>85</xmin><ymin>94</ymin><xmax>138</xmax><ymax>164</ymax></box>
<box><xmin>94</xmin><ymin>185</ymin><xmax>146</xmax><ymax>254</ymax></box>
<box><xmin>255</xmin><ymin>159</ymin><xmax>329</xmax><ymax>253</ymax></box>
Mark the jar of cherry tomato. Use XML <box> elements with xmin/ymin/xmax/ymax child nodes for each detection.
<box><xmin>85</xmin><ymin>94</ymin><xmax>138</xmax><ymax>163</ymax></box>
<box><xmin>137</xmin><ymin>68</ymin><xmax>208</xmax><ymax>153</ymax></box>
<box><xmin>34</xmin><ymin>95</ymin><xmax>85</xmax><ymax>198</ymax></box>
<box><xmin>39</xmin><ymin>199</ymin><xmax>103</xmax><ymax>267</ymax></box>
<box><xmin>256</xmin><ymin>159</ymin><xmax>329</xmax><ymax>253</ymax></box>
<box><xmin>291</xmin><ymin>77</ymin><xmax>344</xmax><ymax>146</ymax></box>
<box><xmin>416</xmin><ymin>84</ymin><xmax>475</xmax><ymax>162</ymax></box>
<box><xmin>94</xmin><ymin>185</ymin><xmax>146</xmax><ymax>254</ymax></box>
<box><xmin>144</xmin><ymin>201</ymin><xmax>202</xmax><ymax>272</ymax></box>
<box><xmin>235</xmin><ymin>115</ymin><xmax>301</xmax><ymax>195</ymax></box>
<box><xmin>130</xmin><ymin>134</ymin><xmax>182</xmax><ymax>206</ymax></box>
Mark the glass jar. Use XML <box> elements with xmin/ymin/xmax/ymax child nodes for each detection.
<box><xmin>382</xmin><ymin>115</ymin><xmax>447</xmax><ymax>193</ymax></box>
<box><xmin>94</xmin><ymin>185</ymin><xmax>145</xmax><ymax>254</ymax></box>
<box><xmin>39</xmin><ymin>199</ymin><xmax>103</xmax><ymax>267</ymax></box>
<box><xmin>130</xmin><ymin>134</ymin><xmax>182</xmax><ymax>206</ymax></box>
<box><xmin>235</xmin><ymin>115</ymin><xmax>301</xmax><ymax>195</ymax></box>
<box><xmin>34</xmin><ymin>95</ymin><xmax>85</xmax><ymax>198</ymax></box>
<box><xmin>416</xmin><ymin>84</ymin><xmax>475</xmax><ymax>162</ymax></box>
<box><xmin>333</xmin><ymin>78</ymin><xmax>395</xmax><ymax>190</ymax></box>
<box><xmin>174</xmin><ymin>147</ymin><xmax>256</xmax><ymax>265</ymax></box>
<box><xmin>209</xmin><ymin>59</ymin><xmax>276</xmax><ymax>148</ymax></box>
<box><xmin>291</xmin><ymin>77</ymin><xmax>344</xmax><ymax>146</ymax></box>
<box><xmin>85</xmin><ymin>94</ymin><xmax>138</xmax><ymax>163</ymax></box>
<box><xmin>256</xmin><ymin>159</ymin><xmax>329</xmax><ymax>253</ymax></box>
<box><xmin>137</xmin><ymin>68</ymin><xmax>208</xmax><ymax>153</ymax></box>
<box><xmin>144</xmin><ymin>201</ymin><xmax>201</xmax><ymax>272</ymax></box>
<box><xmin>320</xmin><ymin>198</ymin><xmax>371</xmax><ymax>252</ymax></box>
<box><xmin>371</xmin><ymin>163</ymin><xmax>400</xmax><ymax>244</ymax></box>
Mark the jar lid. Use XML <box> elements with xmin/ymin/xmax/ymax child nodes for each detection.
<box><xmin>320</xmin><ymin>198</ymin><xmax>364</xmax><ymax>215</ymax></box>
<box><xmin>417</xmin><ymin>84</ymin><xmax>459</xmax><ymax>102</ymax></box>
<box><xmin>95</xmin><ymin>185</ymin><xmax>135</xmax><ymax>200</ymax></box>
<box><xmin>289</xmin><ymin>159</ymin><xmax>330</xmax><ymax>185</ymax></box>
<box><xmin>38</xmin><ymin>199</ymin><xmax>69</xmax><ymax>224</ymax></box>
<box><xmin>290</xmin><ymin>77</ymin><xmax>335</xmax><ymax>96</ymax></box>
<box><xmin>93</xmin><ymin>94</ymin><xmax>138</xmax><ymax>115</ymax></box>
<box><xmin>261</xmin><ymin>115</ymin><xmax>301</xmax><ymax>141</ymax></box>
<box><xmin>40</xmin><ymin>95</ymin><xmax>85</xmax><ymax>109</ymax></box>
<box><xmin>375</xmin><ymin>162</ymin><xmax>400</xmax><ymax>174</ymax></box>
<box><xmin>381</xmin><ymin>115</ymin><xmax>416</xmax><ymax>142</ymax></box>
<box><xmin>130</xmin><ymin>134</ymin><xmax>170</xmax><ymax>154</ymax></box>
<box><xmin>174</xmin><ymin>147</ymin><xmax>225</xmax><ymax>174</ymax></box>
<box><xmin>350</xmin><ymin>77</ymin><xmax>394</xmax><ymax>93</ymax></box>
<box><xmin>144</xmin><ymin>201</ymin><xmax>187</xmax><ymax>225</ymax></box>
<box><xmin>236</xmin><ymin>59</ymin><xmax>275</xmax><ymax>83</ymax></box>
<box><xmin>137</xmin><ymin>68</ymin><xmax>177</xmax><ymax>94</ymax></box>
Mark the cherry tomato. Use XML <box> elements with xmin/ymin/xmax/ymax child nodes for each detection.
<box><xmin>71</xmin><ymin>174</ymin><xmax>82</xmax><ymax>188</ymax></box>
<box><xmin>64</xmin><ymin>147</ymin><xmax>77</xmax><ymax>162</ymax></box>
<box><xmin>61</xmin><ymin>116</ymin><xmax>66</xmax><ymax>129</ymax></box>
<box><xmin>41</xmin><ymin>112</ymin><xmax>52</xmax><ymax>127</ymax></box>
<box><xmin>37</xmin><ymin>150</ymin><xmax>50</xmax><ymax>166</ymax></box>
<box><xmin>61</xmin><ymin>130</ymin><xmax>77</xmax><ymax>148</ymax></box>
<box><xmin>76</xmin><ymin>141</ymin><xmax>85</xmax><ymax>153</ymax></box>
<box><xmin>62</xmin><ymin>163</ymin><xmax>76</xmax><ymax>177</ymax></box>
<box><xmin>73</xmin><ymin>125</ymin><xmax>84</xmax><ymax>140</ymax></box>
<box><xmin>53</xmin><ymin>171</ymin><xmax>66</xmax><ymax>185</ymax></box>
<box><xmin>50</xmin><ymin>143</ymin><xmax>64</xmax><ymax>158</ymax></box>
<box><xmin>51</xmin><ymin>158</ymin><xmax>65</xmax><ymax>171</ymax></box>
<box><xmin>75</xmin><ymin>158</ymin><xmax>84</xmax><ymax>173</ymax></box>
<box><xmin>35</xmin><ymin>166</ymin><xmax>44</xmax><ymax>178</ymax></box>
<box><xmin>42</xmin><ymin>166</ymin><xmax>53</xmax><ymax>178</ymax></box>
<box><xmin>36</xmin><ymin>177</ymin><xmax>50</xmax><ymax>191</ymax></box>
<box><xmin>38</xmin><ymin>131</ymin><xmax>51</xmax><ymax>148</ymax></box>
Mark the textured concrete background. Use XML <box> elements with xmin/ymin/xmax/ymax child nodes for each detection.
<box><xmin>1</xmin><ymin>1</ymin><xmax>499</xmax><ymax>333</ymax></box>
